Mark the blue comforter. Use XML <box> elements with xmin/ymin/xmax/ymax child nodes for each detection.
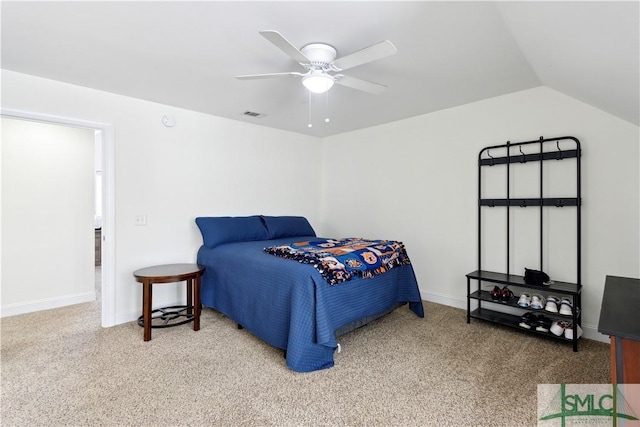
<box><xmin>197</xmin><ymin>236</ymin><xmax>424</xmax><ymax>372</ymax></box>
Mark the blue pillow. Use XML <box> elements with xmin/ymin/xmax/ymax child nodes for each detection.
<box><xmin>261</xmin><ymin>216</ymin><xmax>316</xmax><ymax>239</ymax></box>
<box><xmin>195</xmin><ymin>216</ymin><xmax>269</xmax><ymax>248</ymax></box>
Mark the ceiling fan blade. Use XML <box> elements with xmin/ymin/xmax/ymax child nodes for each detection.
<box><xmin>236</xmin><ymin>72</ymin><xmax>303</xmax><ymax>80</ymax></box>
<box><xmin>335</xmin><ymin>75</ymin><xmax>388</xmax><ymax>95</ymax></box>
<box><xmin>259</xmin><ymin>30</ymin><xmax>310</xmax><ymax>65</ymax></box>
<box><xmin>332</xmin><ymin>40</ymin><xmax>397</xmax><ymax>71</ymax></box>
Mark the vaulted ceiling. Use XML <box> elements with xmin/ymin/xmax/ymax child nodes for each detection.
<box><xmin>2</xmin><ymin>1</ymin><xmax>638</xmax><ymax>137</ymax></box>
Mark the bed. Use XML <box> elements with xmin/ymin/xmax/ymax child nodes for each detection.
<box><xmin>195</xmin><ymin>215</ymin><xmax>424</xmax><ymax>372</ymax></box>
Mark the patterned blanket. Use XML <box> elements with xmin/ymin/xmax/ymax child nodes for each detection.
<box><xmin>264</xmin><ymin>238</ymin><xmax>411</xmax><ymax>285</ymax></box>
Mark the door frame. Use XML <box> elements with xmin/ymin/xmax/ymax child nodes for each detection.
<box><xmin>1</xmin><ymin>107</ymin><xmax>116</xmax><ymax>327</ymax></box>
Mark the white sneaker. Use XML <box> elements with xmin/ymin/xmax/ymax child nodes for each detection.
<box><xmin>564</xmin><ymin>323</ymin><xmax>583</xmax><ymax>340</ymax></box>
<box><xmin>559</xmin><ymin>298</ymin><xmax>573</xmax><ymax>316</ymax></box>
<box><xmin>531</xmin><ymin>294</ymin><xmax>546</xmax><ymax>310</ymax></box>
<box><xmin>550</xmin><ymin>320</ymin><xmax>569</xmax><ymax>337</ymax></box>
<box><xmin>545</xmin><ymin>296</ymin><xmax>560</xmax><ymax>313</ymax></box>
<box><xmin>517</xmin><ymin>293</ymin><xmax>532</xmax><ymax>307</ymax></box>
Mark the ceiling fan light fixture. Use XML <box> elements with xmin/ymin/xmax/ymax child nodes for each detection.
<box><xmin>302</xmin><ymin>73</ymin><xmax>335</xmax><ymax>94</ymax></box>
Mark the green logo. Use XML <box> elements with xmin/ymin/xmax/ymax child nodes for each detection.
<box><xmin>538</xmin><ymin>384</ymin><xmax>639</xmax><ymax>426</ymax></box>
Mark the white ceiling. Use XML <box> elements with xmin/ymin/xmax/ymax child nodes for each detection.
<box><xmin>2</xmin><ymin>1</ymin><xmax>638</xmax><ymax>137</ymax></box>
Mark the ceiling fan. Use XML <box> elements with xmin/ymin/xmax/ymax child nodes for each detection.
<box><xmin>236</xmin><ymin>30</ymin><xmax>397</xmax><ymax>95</ymax></box>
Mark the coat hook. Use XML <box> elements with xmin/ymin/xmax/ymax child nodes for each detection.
<box><xmin>519</xmin><ymin>146</ymin><xmax>526</xmax><ymax>163</ymax></box>
<box><xmin>556</xmin><ymin>141</ymin><xmax>562</xmax><ymax>160</ymax></box>
<box><xmin>487</xmin><ymin>149</ymin><xmax>495</xmax><ymax>166</ymax></box>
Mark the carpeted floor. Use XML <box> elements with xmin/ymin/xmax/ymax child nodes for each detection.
<box><xmin>1</xmin><ymin>299</ymin><xmax>609</xmax><ymax>426</ymax></box>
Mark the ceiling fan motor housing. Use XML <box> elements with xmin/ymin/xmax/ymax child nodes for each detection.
<box><xmin>301</xmin><ymin>43</ymin><xmax>337</xmax><ymax>69</ymax></box>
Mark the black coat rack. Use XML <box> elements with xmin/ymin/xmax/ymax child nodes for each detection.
<box><xmin>466</xmin><ymin>136</ymin><xmax>582</xmax><ymax>351</ymax></box>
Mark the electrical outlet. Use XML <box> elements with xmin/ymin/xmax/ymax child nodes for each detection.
<box><xmin>134</xmin><ymin>214</ymin><xmax>147</xmax><ymax>226</ymax></box>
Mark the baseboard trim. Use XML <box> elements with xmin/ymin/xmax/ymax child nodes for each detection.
<box><xmin>2</xmin><ymin>290</ymin><xmax>611</xmax><ymax>345</ymax></box>
<box><xmin>421</xmin><ymin>291</ymin><xmax>609</xmax><ymax>344</ymax></box>
<box><xmin>581</xmin><ymin>324</ymin><xmax>609</xmax><ymax>343</ymax></box>
<box><xmin>422</xmin><ymin>290</ymin><xmax>467</xmax><ymax>311</ymax></box>
<box><xmin>116</xmin><ymin>310</ymin><xmax>143</xmax><ymax>326</ymax></box>
<box><xmin>1</xmin><ymin>292</ymin><xmax>96</xmax><ymax>318</ymax></box>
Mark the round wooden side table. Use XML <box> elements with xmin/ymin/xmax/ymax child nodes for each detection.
<box><xmin>133</xmin><ymin>263</ymin><xmax>205</xmax><ymax>341</ymax></box>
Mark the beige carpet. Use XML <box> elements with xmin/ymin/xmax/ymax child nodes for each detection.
<box><xmin>1</xmin><ymin>300</ymin><xmax>609</xmax><ymax>426</ymax></box>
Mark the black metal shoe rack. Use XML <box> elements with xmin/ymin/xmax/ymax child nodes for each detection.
<box><xmin>466</xmin><ymin>136</ymin><xmax>582</xmax><ymax>351</ymax></box>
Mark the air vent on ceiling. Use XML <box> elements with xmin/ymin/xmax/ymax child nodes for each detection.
<box><xmin>243</xmin><ymin>111</ymin><xmax>265</xmax><ymax>118</ymax></box>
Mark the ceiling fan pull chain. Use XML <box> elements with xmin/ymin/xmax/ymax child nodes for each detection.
<box><xmin>307</xmin><ymin>91</ymin><xmax>313</xmax><ymax>128</ymax></box>
<box><xmin>325</xmin><ymin>92</ymin><xmax>330</xmax><ymax>123</ymax></box>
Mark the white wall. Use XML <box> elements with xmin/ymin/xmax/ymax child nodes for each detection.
<box><xmin>320</xmin><ymin>86</ymin><xmax>639</xmax><ymax>341</ymax></box>
<box><xmin>3</xmin><ymin>69</ymin><xmax>638</xmax><ymax>343</ymax></box>
<box><xmin>1</xmin><ymin>118</ymin><xmax>96</xmax><ymax>313</ymax></box>
<box><xmin>1</xmin><ymin>69</ymin><xmax>322</xmax><ymax>324</ymax></box>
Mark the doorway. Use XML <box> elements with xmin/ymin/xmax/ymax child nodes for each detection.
<box><xmin>1</xmin><ymin>108</ymin><xmax>115</xmax><ymax>327</ymax></box>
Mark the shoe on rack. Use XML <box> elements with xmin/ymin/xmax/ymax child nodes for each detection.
<box><xmin>545</xmin><ymin>296</ymin><xmax>560</xmax><ymax>313</ymax></box>
<box><xmin>564</xmin><ymin>323</ymin><xmax>583</xmax><ymax>340</ymax></box>
<box><xmin>517</xmin><ymin>293</ymin><xmax>532</xmax><ymax>308</ymax></box>
<box><xmin>490</xmin><ymin>286</ymin><xmax>501</xmax><ymax>301</ymax></box>
<box><xmin>519</xmin><ymin>312</ymin><xmax>538</xmax><ymax>329</ymax></box>
<box><xmin>531</xmin><ymin>294</ymin><xmax>546</xmax><ymax>310</ymax></box>
<box><xmin>559</xmin><ymin>298</ymin><xmax>574</xmax><ymax>316</ymax></box>
<box><xmin>550</xmin><ymin>320</ymin><xmax>570</xmax><ymax>337</ymax></box>
<box><xmin>500</xmin><ymin>286</ymin><xmax>514</xmax><ymax>303</ymax></box>
<box><xmin>535</xmin><ymin>316</ymin><xmax>552</xmax><ymax>333</ymax></box>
